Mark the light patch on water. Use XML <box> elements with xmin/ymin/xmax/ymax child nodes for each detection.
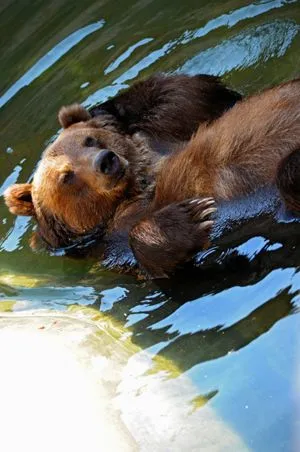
<box><xmin>0</xmin><ymin>156</ymin><xmax>33</xmax><ymax>253</ymax></box>
<box><xmin>235</xmin><ymin>236</ymin><xmax>269</xmax><ymax>261</ymax></box>
<box><xmin>0</xmin><ymin>20</ymin><xmax>105</xmax><ymax>109</ymax></box>
<box><xmin>126</xmin><ymin>313</ymin><xmax>148</xmax><ymax>327</ymax></box>
<box><xmin>100</xmin><ymin>286</ymin><xmax>129</xmax><ymax>311</ymax></box>
<box><xmin>0</xmin><ymin>310</ymin><xmax>249</xmax><ymax>451</ymax></box>
<box><xmin>0</xmin><ymin>164</ymin><xmax>23</xmax><ymax>196</ymax></box>
<box><xmin>0</xmin><ymin>284</ymin><xmax>98</xmax><ymax>310</ymax></box>
<box><xmin>151</xmin><ymin>267</ymin><xmax>300</xmax><ymax>336</ymax></box>
<box><xmin>80</xmin><ymin>81</ymin><xmax>90</xmax><ymax>89</ymax></box>
<box><xmin>130</xmin><ymin>301</ymin><xmax>167</xmax><ymax>314</ymax></box>
<box><xmin>179</xmin><ymin>0</ymin><xmax>295</xmax><ymax>44</ymax></box>
<box><xmin>0</xmin><ymin>317</ymin><xmax>136</xmax><ymax>452</ymax></box>
<box><xmin>179</xmin><ymin>20</ymin><xmax>299</xmax><ymax>76</ymax></box>
<box><xmin>266</xmin><ymin>242</ymin><xmax>283</xmax><ymax>251</ymax></box>
<box><xmin>104</xmin><ymin>38</ymin><xmax>154</xmax><ymax>75</ymax></box>
<box><xmin>126</xmin><ymin>301</ymin><xmax>168</xmax><ymax>327</ymax></box>
<box><xmin>0</xmin><ymin>216</ymin><xmax>31</xmax><ymax>253</ymax></box>
<box><xmin>114</xmin><ymin>40</ymin><xmax>177</xmax><ymax>84</ymax></box>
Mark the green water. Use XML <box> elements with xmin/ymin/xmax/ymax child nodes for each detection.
<box><xmin>0</xmin><ymin>0</ymin><xmax>300</xmax><ymax>450</ymax></box>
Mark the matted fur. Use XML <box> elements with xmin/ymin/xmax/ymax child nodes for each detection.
<box><xmin>127</xmin><ymin>79</ymin><xmax>300</xmax><ymax>277</ymax></box>
<box><xmin>7</xmin><ymin>76</ymin><xmax>300</xmax><ymax>278</ymax></box>
<box><xmin>4</xmin><ymin>73</ymin><xmax>241</xmax><ymax>251</ymax></box>
<box><xmin>91</xmin><ymin>73</ymin><xmax>242</xmax><ymax>142</ymax></box>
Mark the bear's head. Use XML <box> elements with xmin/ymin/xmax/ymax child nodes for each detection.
<box><xmin>4</xmin><ymin>104</ymin><xmax>146</xmax><ymax>249</ymax></box>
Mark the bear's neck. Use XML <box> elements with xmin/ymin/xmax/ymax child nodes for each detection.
<box><xmin>125</xmin><ymin>134</ymin><xmax>164</xmax><ymax>198</ymax></box>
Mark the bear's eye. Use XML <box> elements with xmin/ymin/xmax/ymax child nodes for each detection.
<box><xmin>84</xmin><ymin>136</ymin><xmax>98</xmax><ymax>147</ymax></box>
<box><xmin>84</xmin><ymin>136</ymin><xmax>106</xmax><ymax>149</ymax></box>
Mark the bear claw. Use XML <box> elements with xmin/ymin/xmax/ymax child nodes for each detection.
<box><xmin>178</xmin><ymin>197</ymin><xmax>217</xmax><ymax>224</ymax></box>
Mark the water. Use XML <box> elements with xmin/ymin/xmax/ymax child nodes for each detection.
<box><xmin>1</xmin><ymin>0</ymin><xmax>300</xmax><ymax>450</ymax></box>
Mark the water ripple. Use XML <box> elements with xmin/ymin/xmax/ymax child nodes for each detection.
<box><xmin>84</xmin><ymin>0</ymin><xmax>295</xmax><ymax>107</ymax></box>
<box><xmin>104</xmin><ymin>38</ymin><xmax>154</xmax><ymax>75</ymax></box>
<box><xmin>0</xmin><ymin>20</ymin><xmax>105</xmax><ymax>109</ymax></box>
<box><xmin>180</xmin><ymin>0</ymin><xmax>295</xmax><ymax>44</ymax></box>
<box><xmin>179</xmin><ymin>20</ymin><xmax>299</xmax><ymax>75</ymax></box>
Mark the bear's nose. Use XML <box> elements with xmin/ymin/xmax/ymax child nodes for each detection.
<box><xmin>94</xmin><ymin>150</ymin><xmax>121</xmax><ymax>176</ymax></box>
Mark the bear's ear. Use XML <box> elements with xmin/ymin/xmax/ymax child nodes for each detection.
<box><xmin>58</xmin><ymin>104</ymin><xmax>91</xmax><ymax>129</ymax></box>
<box><xmin>3</xmin><ymin>183</ymin><xmax>35</xmax><ymax>216</ymax></box>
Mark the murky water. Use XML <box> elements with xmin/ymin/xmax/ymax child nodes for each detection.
<box><xmin>1</xmin><ymin>0</ymin><xmax>300</xmax><ymax>450</ymax></box>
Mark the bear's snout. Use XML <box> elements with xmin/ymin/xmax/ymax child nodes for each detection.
<box><xmin>94</xmin><ymin>150</ymin><xmax>122</xmax><ymax>177</ymax></box>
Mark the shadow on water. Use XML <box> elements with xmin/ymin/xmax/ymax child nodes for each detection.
<box><xmin>1</xmin><ymin>0</ymin><xmax>300</xmax><ymax>450</ymax></box>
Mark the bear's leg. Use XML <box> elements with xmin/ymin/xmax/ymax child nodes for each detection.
<box><xmin>276</xmin><ymin>148</ymin><xmax>300</xmax><ymax>214</ymax></box>
<box><xmin>129</xmin><ymin>198</ymin><xmax>216</xmax><ymax>278</ymax></box>
<box><xmin>90</xmin><ymin>74</ymin><xmax>241</xmax><ymax>142</ymax></box>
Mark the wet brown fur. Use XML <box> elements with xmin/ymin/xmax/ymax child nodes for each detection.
<box><xmin>124</xmin><ymin>79</ymin><xmax>300</xmax><ymax>276</ymax></box>
<box><xmin>30</xmin><ymin>119</ymin><xmax>159</xmax><ymax>247</ymax></box>
<box><xmin>7</xmin><ymin>76</ymin><xmax>300</xmax><ymax>278</ymax></box>
<box><xmin>91</xmin><ymin>73</ymin><xmax>241</xmax><ymax>143</ymax></box>
<box><xmin>152</xmin><ymin>79</ymin><xmax>300</xmax><ymax>208</ymax></box>
<box><xmin>4</xmin><ymin>74</ymin><xmax>241</xmax><ymax>249</ymax></box>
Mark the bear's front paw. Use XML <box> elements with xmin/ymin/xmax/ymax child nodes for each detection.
<box><xmin>168</xmin><ymin>197</ymin><xmax>216</xmax><ymax>250</ymax></box>
<box><xmin>129</xmin><ymin>197</ymin><xmax>216</xmax><ymax>278</ymax></box>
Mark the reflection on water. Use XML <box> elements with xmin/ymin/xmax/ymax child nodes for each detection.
<box><xmin>0</xmin><ymin>0</ymin><xmax>300</xmax><ymax>450</ymax></box>
<box><xmin>179</xmin><ymin>20</ymin><xmax>300</xmax><ymax>76</ymax></box>
<box><xmin>104</xmin><ymin>37</ymin><xmax>154</xmax><ymax>75</ymax></box>
<box><xmin>0</xmin><ymin>20</ymin><xmax>105</xmax><ymax>108</ymax></box>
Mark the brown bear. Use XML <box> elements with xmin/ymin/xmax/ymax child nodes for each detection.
<box><xmin>128</xmin><ymin>78</ymin><xmax>300</xmax><ymax>276</ymax></box>
<box><xmin>5</xmin><ymin>77</ymin><xmax>300</xmax><ymax>278</ymax></box>
<box><xmin>4</xmin><ymin>73</ymin><xmax>241</xmax><ymax>252</ymax></box>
